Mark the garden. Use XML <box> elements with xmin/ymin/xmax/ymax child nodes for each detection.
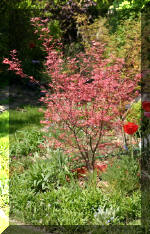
<box><xmin>0</xmin><ymin>0</ymin><xmax>150</xmax><ymax>233</ymax></box>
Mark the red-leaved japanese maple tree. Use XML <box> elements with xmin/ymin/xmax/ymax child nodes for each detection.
<box><xmin>3</xmin><ymin>17</ymin><xmax>140</xmax><ymax>171</ymax></box>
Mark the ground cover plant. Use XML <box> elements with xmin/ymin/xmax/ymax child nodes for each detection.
<box><xmin>10</xmin><ymin>146</ymin><xmax>141</xmax><ymax>226</ymax></box>
<box><xmin>2</xmin><ymin>2</ymin><xmax>143</xmax><ymax>228</ymax></box>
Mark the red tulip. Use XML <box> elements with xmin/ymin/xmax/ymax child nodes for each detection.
<box><xmin>123</xmin><ymin>122</ymin><xmax>138</xmax><ymax>135</ymax></box>
<box><xmin>142</xmin><ymin>101</ymin><xmax>150</xmax><ymax>112</ymax></box>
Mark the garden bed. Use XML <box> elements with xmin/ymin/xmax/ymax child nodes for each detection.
<box><xmin>1</xmin><ymin>1</ymin><xmax>145</xmax><ymax>228</ymax></box>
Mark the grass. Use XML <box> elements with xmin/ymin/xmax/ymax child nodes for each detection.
<box><xmin>0</xmin><ymin>111</ymin><xmax>9</xmax><ymax>138</ymax></box>
<box><xmin>9</xmin><ymin>105</ymin><xmax>47</xmax><ymax>160</ymax></box>
<box><xmin>10</xmin><ymin>150</ymin><xmax>141</xmax><ymax>225</ymax></box>
<box><xmin>10</xmin><ymin>105</ymin><xmax>45</xmax><ymax>135</ymax></box>
<box><xmin>0</xmin><ymin>111</ymin><xmax>9</xmax><ymax>234</ymax></box>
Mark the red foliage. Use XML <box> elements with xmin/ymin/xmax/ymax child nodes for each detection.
<box><xmin>123</xmin><ymin>122</ymin><xmax>138</xmax><ymax>135</ymax></box>
<box><xmin>71</xmin><ymin>163</ymin><xmax>107</xmax><ymax>179</ymax></box>
<box><xmin>71</xmin><ymin>166</ymin><xmax>87</xmax><ymax>176</ymax></box>
<box><xmin>3</xmin><ymin>17</ymin><xmax>140</xmax><ymax>170</ymax></box>
<box><xmin>94</xmin><ymin>163</ymin><xmax>107</xmax><ymax>173</ymax></box>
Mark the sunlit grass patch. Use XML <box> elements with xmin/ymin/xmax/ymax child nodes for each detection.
<box><xmin>0</xmin><ymin>111</ymin><xmax>9</xmax><ymax>138</ymax></box>
<box><xmin>0</xmin><ymin>111</ymin><xmax>9</xmax><ymax>233</ymax></box>
<box><xmin>0</xmin><ymin>209</ymin><xmax>9</xmax><ymax>234</ymax></box>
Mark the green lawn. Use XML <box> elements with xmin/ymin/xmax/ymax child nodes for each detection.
<box><xmin>9</xmin><ymin>105</ymin><xmax>45</xmax><ymax>135</ymax></box>
<box><xmin>0</xmin><ymin>111</ymin><xmax>9</xmax><ymax>138</ymax></box>
<box><xmin>0</xmin><ymin>111</ymin><xmax>9</xmax><ymax>233</ymax></box>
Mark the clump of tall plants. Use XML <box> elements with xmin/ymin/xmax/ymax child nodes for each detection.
<box><xmin>3</xmin><ymin>17</ymin><xmax>140</xmax><ymax>171</ymax></box>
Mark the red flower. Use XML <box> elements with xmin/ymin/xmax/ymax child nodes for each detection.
<box><xmin>142</xmin><ymin>101</ymin><xmax>150</xmax><ymax>112</ymax></box>
<box><xmin>123</xmin><ymin>122</ymin><xmax>138</xmax><ymax>135</ymax></box>
<box><xmin>29</xmin><ymin>42</ymin><xmax>35</xmax><ymax>48</ymax></box>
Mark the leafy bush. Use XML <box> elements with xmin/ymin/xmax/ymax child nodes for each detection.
<box><xmin>25</xmin><ymin>151</ymin><xmax>71</xmax><ymax>193</ymax></box>
<box><xmin>10</xmin><ymin>128</ymin><xmax>45</xmax><ymax>157</ymax></box>
<box><xmin>126</xmin><ymin>100</ymin><xmax>141</xmax><ymax>125</ymax></box>
<box><xmin>79</xmin><ymin>15</ymin><xmax>141</xmax><ymax>83</ymax></box>
<box><xmin>4</xmin><ymin>16</ymin><xmax>141</xmax><ymax>170</ymax></box>
<box><xmin>101</xmin><ymin>154</ymin><xmax>140</xmax><ymax>195</ymax></box>
<box><xmin>101</xmin><ymin>153</ymin><xmax>141</xmax><ymax>224</ymax></box>
<box><xmin>110</xmin><ymin>0</ymin><xmax>150</xmax><ymax>11</ymax></box>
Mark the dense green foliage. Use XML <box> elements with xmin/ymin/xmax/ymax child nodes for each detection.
<box><xmin>126</xmin><ymin>101</ymin><xmax>141</xmax><ymax>125</ymax></box>
<box><xmin>10</xmin><ymin>149</ymin><xmax>141</xmax><ymax>225</ymax></box>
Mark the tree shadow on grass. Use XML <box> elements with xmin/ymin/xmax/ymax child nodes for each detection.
<box><xmin>9</xmin><ymin>105</ymin><xmax>45</xmax><ymax>135</ymax></box>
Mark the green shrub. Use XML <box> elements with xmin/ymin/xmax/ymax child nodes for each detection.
<box><xmin>25</xmin><ymin>153</ymin><xmax>71</xmax><ymax>193</ymax></box>
<box><xmin>110</xmin><ymin>0</ymin><xmax>150</xmax><ymax>11</ymax></box>
<box><xmin>10</xmin><ymin>128</ymin><xmax>45</xmax><ymax>157</ymax></box>
<box><xmin>115</xmin><ymin>190</ymin><xmax>141</xmax><ymax>224</ymax></box>
<box><xmin>126</xmin><ymin>100</ymin><xmax>141</xmax><ymax>125</ymax></box>
<box><xmin>101</xmin><ymin>153</ymin><xmax>141</xmax><ymax>224</ymax></box>
<box><xmin>79</xmin><ymin>15</ymin><xmax>140</xmax><ymax>86</ymax></box>
<box><xmin>101</xmin><ymin>154</ymin><xmax>140</xmax><ymax>195</ymax></box>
